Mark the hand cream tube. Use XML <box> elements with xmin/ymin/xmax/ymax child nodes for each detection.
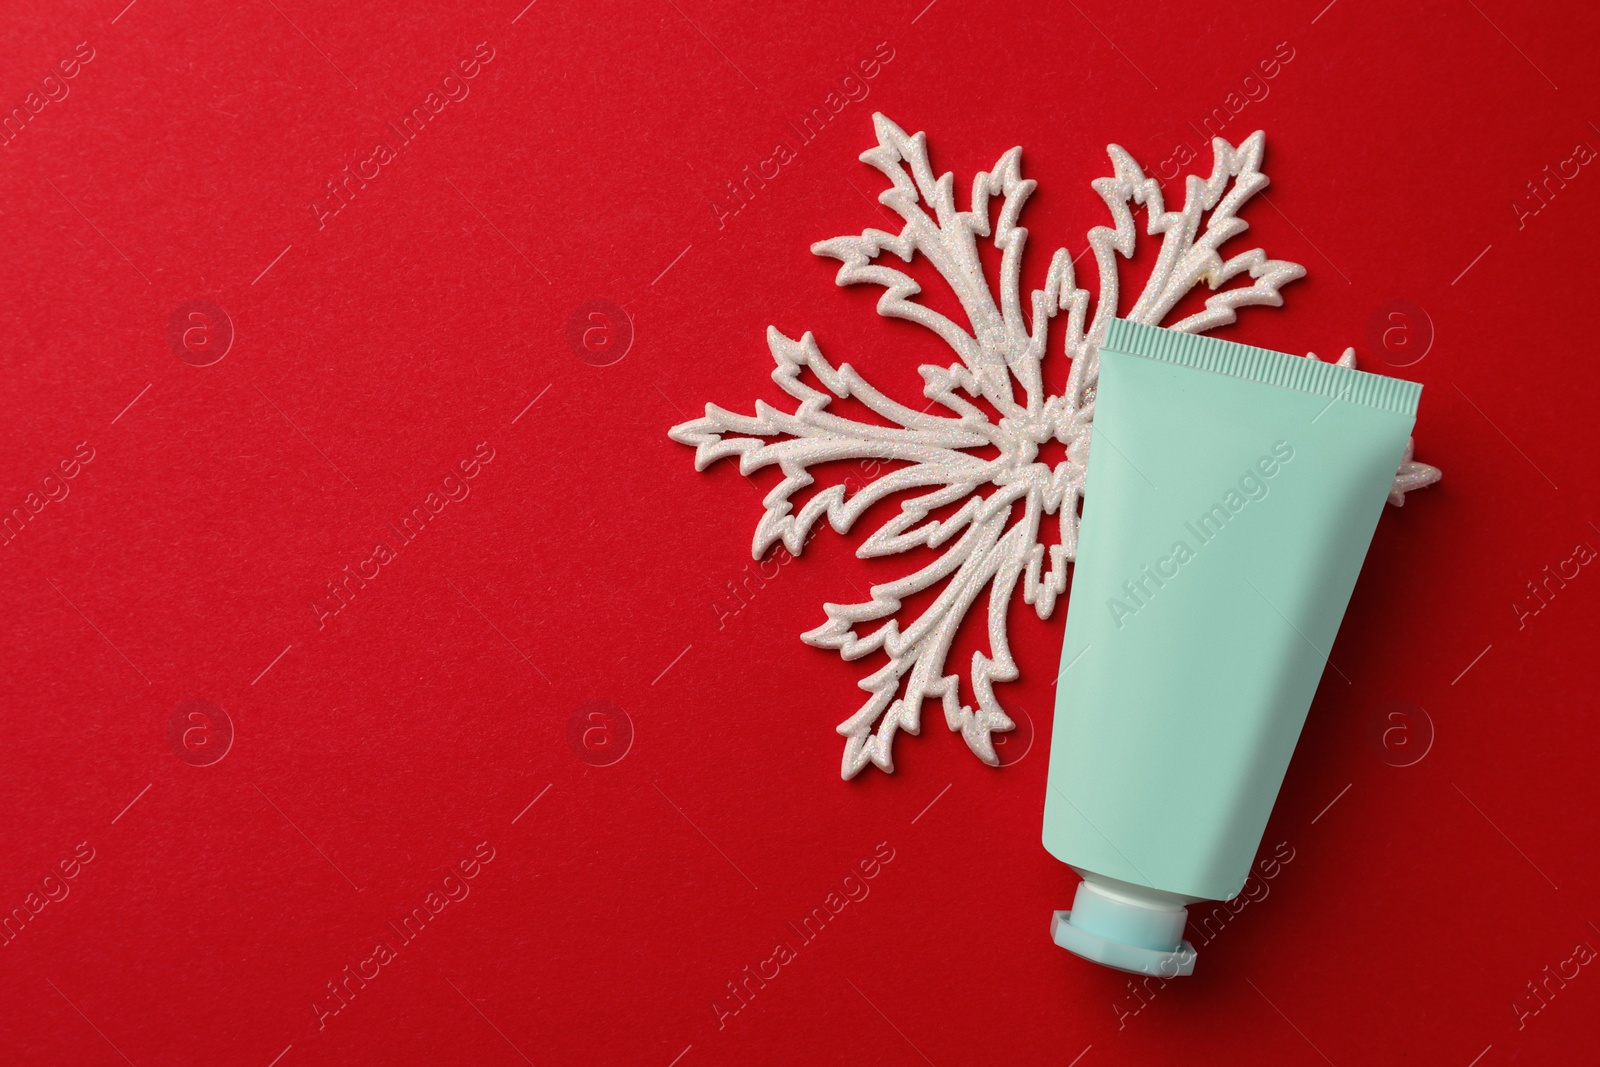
<box><xmin>1042</xmin><ymin>318</ymin><xmax>1422</xmax><ymax>976</ymax></box>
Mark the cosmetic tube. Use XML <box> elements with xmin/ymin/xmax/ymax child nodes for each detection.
<box><xmin>1042</xmin><ymin>318</ymin><xmax>1422</xmax><ymax>976</ymax></box>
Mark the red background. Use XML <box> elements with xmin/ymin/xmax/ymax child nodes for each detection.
<box><xmin>3</xmin><ymin>0</ymin><xmax>1598</xmax><ymax>1064</ymax></box>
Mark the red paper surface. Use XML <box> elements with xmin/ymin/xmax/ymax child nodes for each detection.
<box><xmin>3</xmin><ymin>1</ymin><xmax>1598</xmax><ymax>1063</ymax></box>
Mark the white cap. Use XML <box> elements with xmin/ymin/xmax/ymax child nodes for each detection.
<box><xmin>1051</xmin><ymin>875</ymin><xmax>1197</xmax><ymax>977</ymax></box>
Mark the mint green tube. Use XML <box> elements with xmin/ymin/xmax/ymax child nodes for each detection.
<box><xmin>1042</xmin><ymin>318</ymin><xmax>1422</xmax><ymax>976</ymax></box>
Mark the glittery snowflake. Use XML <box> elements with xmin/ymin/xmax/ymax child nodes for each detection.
<box><xmin>670</xmin><ymin>114</ymin><xmax>1439</xmax><ymax>779</ymax></box>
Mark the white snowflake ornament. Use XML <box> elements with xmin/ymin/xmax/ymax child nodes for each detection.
<box><xmin>671</xmin><ymin>113</ymin><xmax>1438</xmax><ymax>779</ymax></box>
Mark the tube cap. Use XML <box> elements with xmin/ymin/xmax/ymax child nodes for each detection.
<box><xmin>1051</xmin><ymin>877</ymin><xmax>1197</xmax><ymax>977</ymax></box>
